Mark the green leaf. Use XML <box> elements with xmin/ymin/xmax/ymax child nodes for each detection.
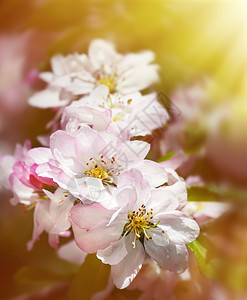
<box><xmin>187</xmin><ymin>186</ymin><xmax>218</xmax><ymax>202</ymax></box>
<box><xmin>69</xmin><ymin>254</ymin><xmax>111</xmax><ymax>300</ymax></box>
<box><xmin>187</xmin><ymin>240</ymin><xmax>215</xmax><ymax>279</ymax></box>
<box><xmin>157</xmin><ymin>151</ymin><xmax>177</xmax><ymax>162</ymax></box>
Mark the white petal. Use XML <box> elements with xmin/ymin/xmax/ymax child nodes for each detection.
<box><xmin>118</xmin><ymin>65</ymin><xmax>159</xmax><ymax>94</ymax></box>
<box><xmin>39</xmin><ymin>72</ymin><xmax>53</xmax><ymax>83</ymax></box>
<box><xmin>88</xmin><ymin>39</ymin><xmax>119</xmax><ymax>70</ymax></box>
<box><xmin>116</xmin><ymin>141</ymin><xmax>150</xmax><ymax>169</ymax></box>
<box><xmin>147</xmin><ymin>188</ymin><xmax>179</xmax><ymax>215</ymax></box>
<box><xmin>28</xmin><ymin>88</ymin><xmax>69</xmax><ymax>108</ymax></box>
<box><xmin>157</xmin><ymin>211</ymin><xmax>200</xmax><ymax>244</ymax></box>
<box><xmin>144</xmin><ymin>241</ymin><xmax>188</xmax><ymax>273</ymax></box>
<box><xmin>97</xmin><ymin>238</ymin><xmax>127</xmax><ymax>265</ymax></box>
<box><xmin>43</xmin><ymin>188</ymin><xmax>74</xmax><ymax>234</ymax></box>
<box><xmin>150</xmin><ymin>227</ymin><xmax>169</xmax><ymax>247</ymax></box>
<box><xmin>165</xmin><ymin>180</ymin><xmax>187</xmax><ymax>210</ymax></box>
<box><xmin>137</xmin><ymin>160</ymin><xmax>168</xmax><ymax>187</ymax></box>
<box><xmin>112</xmin><ymin>185</ymin><xmax>138</xmax><ymax>210</ymax></box>
<box><xmin>117</xmin><ymin>51</ymin><xmax>155</xmax><ymax>74</ymax></box>
<box><xmin>74</xmin><ymin>126</ymin><xmax>107</xmax><ymax>163</ymax></box>
<box><xmin>111</xmin><ymin>237</ymin><xmax>145</xmax><ymax>289</ymax></box>
<box><xmin>118</xmin><ymin>168</ymin><xmax>150</xmax><ymax>196</ymax></box>
<box><xmin>58</xmin><ymin>240</ymin><xmax>87</xmax><ymax>265</ymax></box>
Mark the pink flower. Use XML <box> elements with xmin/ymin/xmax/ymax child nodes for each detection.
<box><xmin>28</xmin><ymin>39</ymin><xmax>159</xmax><ymax>108</ymax></box>
<box><xmin>27</xmin><ymin>188</ymin><xmax>75</xmax><ymax>250</ymax></box>
<box><xmin>1</xmin><ymin>141</ymin><xmax>76</xmax><ymax>249</ymax></box>
<box><xmin>36</xmin><ymin>126</ymin><xmax>168</xmax><ymax>204</ymax></box>
<box><xmin>0</xmin><ymin>140</ymin><xmax>33</xmax><ymax>205</ymax></box>
<box><xmin>71</xmin><ymin>170</ymin><xmax>199</xmax><ymax>289</ymax></box>
<box><xmin>2</xmin><ymin>143</ymin><xmax>57</xmax><ymax>205</ymax></box>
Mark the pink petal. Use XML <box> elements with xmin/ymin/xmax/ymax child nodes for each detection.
<box><xmin>159</xmin><ymin>150</ymin><xmax>187</xmax><ymax>170</ymax></box>
<box><xmin>71</xmin><ymin>203</ymin><xmax>113</xmax><ymax>229</ymax></box>
<box><xmin>50</xmin><ymin>130</ymin><xmax>77</xmax><ymax>158</ymax></box>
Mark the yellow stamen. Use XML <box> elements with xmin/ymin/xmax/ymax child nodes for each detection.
<box><xmin>85</xmin><ymin>166</ymin><xmax>109</xmax><ymax>180</ymax></box>
<box><xmin>122</xmin><ymin>205</ymin><xmax>161</xmax><ymax>247</ymax></box>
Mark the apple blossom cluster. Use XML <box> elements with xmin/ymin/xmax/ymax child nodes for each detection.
<box><xmin>0</xmin><ymin>39</ymin><xmax>200</xmax><ymax>289</ymax></box>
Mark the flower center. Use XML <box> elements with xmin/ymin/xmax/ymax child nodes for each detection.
<box><xmin>94</xmin><ymin>69</ymin><xmax>117</xmax><ymax>94</ymax></box>
<box><xmin>86</xmin><ymin>166</ymin><xmax>109</xmax><ymax>180</ymax></box>
<box><xmin>122</xmin><ymin>205</ymin><xmax>160</xmax><ymax>248</ymax></box>
<box><xmin>84</xmin><ymin>155</ymin><xmax>121</xmax><ymax>185</ymax></box>
<box><xmin>98</xmin><ymin>76</ymin><xmax>116</xmax><ymax>93</ymax></box>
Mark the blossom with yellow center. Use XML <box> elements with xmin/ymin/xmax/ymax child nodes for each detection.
<box><xmin>97</xmin><ymin>75</ymin><xmax>117</xmax><ymax>94</ymax></box>
<box><xmin>84</xmin><ymin>155</ymin><xmax>121</xmax><ymax>186</ymax></box>
<box><xmin>123</xmin><ymin>205</ymin><xmax>161</xmax><ymax>248</ymax></box>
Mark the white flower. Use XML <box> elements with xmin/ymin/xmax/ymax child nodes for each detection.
<box><xmin>71</xmin><ymin>170</ymin><xmax>200</xmax><ymax>289</ymax></box>
<box><xmin>28</xmin><ymin>39</ymin><xmax>159</xmax><ymax>108</ymax></box>
<box><xmin>62</xmin><ymin>85</ymin><xmax>169</xmax><ymax>136</ymax></box>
